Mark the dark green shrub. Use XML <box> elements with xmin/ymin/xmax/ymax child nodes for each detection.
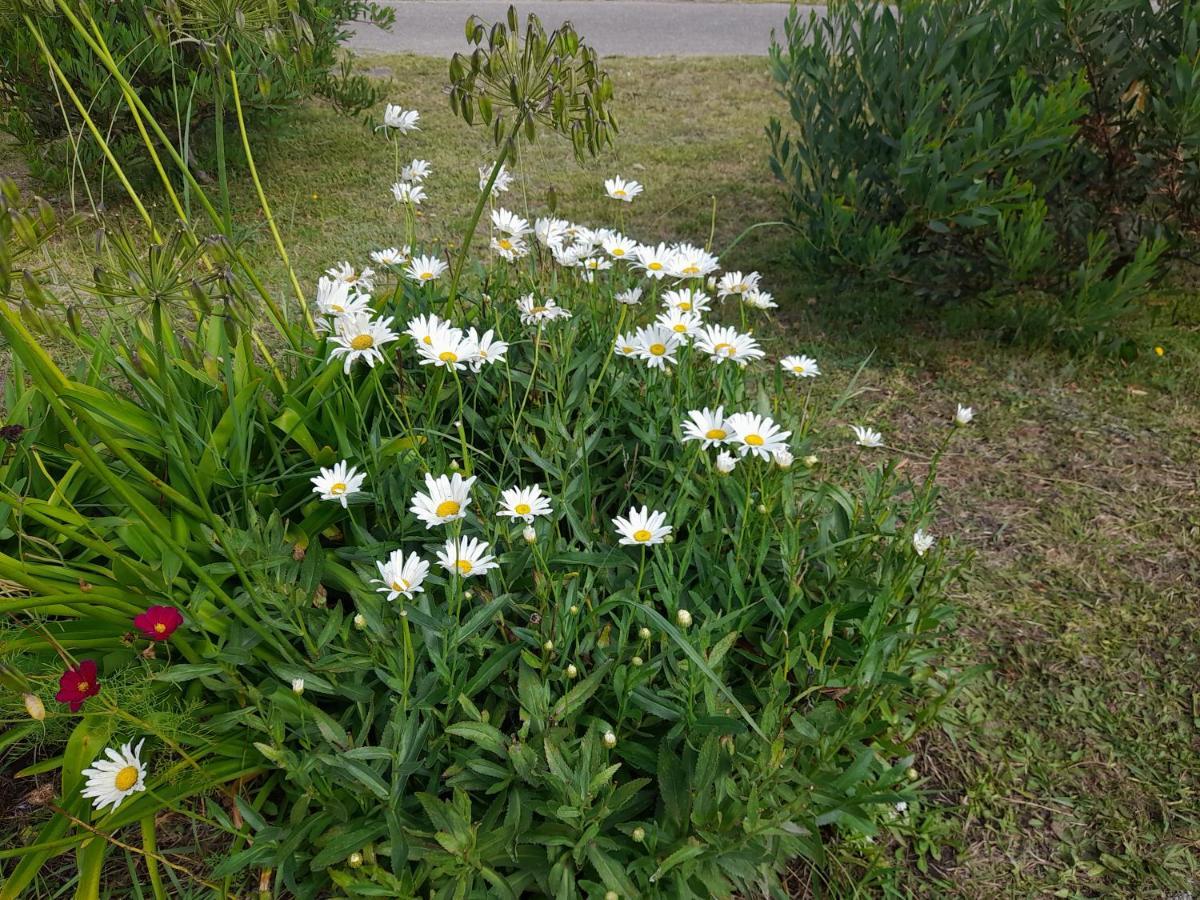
<box><xmin>0</xmin><ymin>0</ymin><xmax>393</xmax><ymax>197</ymax></box>
<box><xmin>768</xmin><ymin>0</ymin><xmax>1197</xmax><ymax>343</ymax></box>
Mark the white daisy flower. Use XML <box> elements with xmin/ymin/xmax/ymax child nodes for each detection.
<box><xmin>694</xmin><ymin>324</ymin><xmax>765</xmax><ymax>366</ymax></box>
<box><xmin>614</xmin><ymin>333</ymin><xmax>640</xmax><ymax>357</ymax></box>
<box><xmin>518</xmin><ymin>294</ymin><xmax>572</xmax><ymax>326</ymax></box>
<box><xmin>773</xmin><ymin>448</ymin><xmax>795</xmax><ymax>469</ymax></box>
<box><xmin>661</xmin><ymin>287</ymin><xmax>712</xmax><ymax>314</ymax></box>
<box><xmin>603</xmin><ymin>234</ymin><xmax>639</xmax><ymax>260</ymax></box>
<box><xmin>780</xmin><ymin>355</ymin><xmax>820</xmax><ymax>378</ymax></box>
<box><xmin>726</xmin><ymin>412</ymin><xmax>792</xmax><ymax>460</ymax></box>
<box><xmin>327</xmin><ymin>312</ymin><xmax>399</xmax><ymax>374</ymax></box>
<box><xmin>715</xmin><ymin>451</ymin><xmax>738</xmax><ymax>473</ymax></box>
<box><xmin>954</xmin><ymin>404</ymin><xmax>974</xmax><ymax>425</ymax></box>
<box><xmin>912</xmin><ymin>529</ymin><xmax>935</xmax><ymax>557</ymax></box>
<box><xmin>552</xmin><ymin>244</ymin><xmax>590</xmax><ymax>268</ymax></box>
<box><xmin>743</xmin><ymin>288</ymin><xmax>778</xmax><ymax>310</ymax></box>
<box><xmin>291</xmin><ymin>678</ymin><xmax>305</xmax><ymax>694</ymax></box>
<box><xmin>466</xmin><ymin>327</ymin><xmax>508</xmax><ymax>371</ymax></box>
<box><xmin>311</xmin><ymin>460</ymin><xmax>366</xmax><ymax>507</ymax></box>
<box><xmin>615</xmin><ymin>287</ymin><xmax>643</xmax><ymax>306</ymax></box>
<box><xmin>852</xmin><ymin>425</ymin><xmax>884</xmax><ymax>448</ymax></box>
<box><xmin>633</xmin><ymin>324</ymin><xmax>682</xmax><ymax>369</ymax></box>
<box><xmin>655</xmin><ymin>308</ymin><xmax>704</xmax><ymax>340</ymax></box>
<box><xmin>405</xmin><ymin>313</ymin><xmax>454</xmax><ymax>348</ymax></box>
<box><xmin>391</xmin><ymin>182</ymin><xmax>427</xmax><ymax>205</ymax></box>
<box><xmin>437</xmin><ymin>536</ymin><xmax>499</xmax><ymax>578</ymax></box>
<box><xmin>410</xmin><ymin>472</ymin><xmax>477</xmax><ymax>528</ymax></box>
<box><xmin>416</xmin><ymin>327</ymin><xmax>477</xmax><ymax>371</ymax></box>
<box><xmin>612</xmin><ymin>506</ymin><xmax>672</xmax><ymax>546</ymax></box>
<box><xmin>372</xmin><ymin>549</ymin><xmax>430</xmax><ymax>601</ymax></box>
<box><xmin>680</xmin><ymin>406</ymin><xmax>730</xmax><ymax>448</ymax></box>
<box><xmin>480</xmin><ymin>162</ymin><xmax>513</xmax><ymax>196</ymax></box>
<box><xmin>405</xmin><ymin>254</ymin><xmax>448</xmax><ymax>283</ymax></box>
<box><xmin>491</xmin><ymin>235</ymin><xmax>530</xmax><ymax>261</ymax></box>
<box><xmin>604</xmin><ymin>176</ymin><xmax>643</xmax><ymax>202</ymax></box>
<box><xmin>716</xmin><ymin>270</ymin><xmax>760</xmax><ymax>299</ymax></box>
<box><xmin>534</xmin><ymin>217</ymin><xmax>570</xmax><ymax>249</ymax></box>
<box><xmin>634</xmin><ymin>243</ymin><xmax>676</xmax><ymax>280</ymax></box>
<box><xmin>369</xmin><ymin>246</ymin><xmax>410</xmax><ymax>267</ymax></box>
<box><xmin>325</xmin><ymin>261</ymin><xmax>375</xmax><ymax>295</ymax></box>
<box><xmin>401</xmin><ymin>159</ymin><xmax>431</xmax><ymax>183</ymax></box>
<box><xmin>491</xmin><ymin>208</ymin><xmax>531</xmax><ymax>238</ymax></box>
<box><xmin>381</xmin><ymin>104</ymin><xmax>419</xmax><ymax>133</ymax></box>
<box><xmin>315</xmin><ymin>277</ymin><xmax>371</xmax><ymax>321</ymax></box>
<box><xmin>668</xmin><ymin>245</ymin><xmax>719</xmax><ymax>280</ymax></box>
<box><xmin>81</xmin><ymin>739</ymin><xmax>146</xmax><ymax>812</ymax></box>
<box><xmin>497</xmin><ymin>484</ymin><xmax>553</xmax><ymax>523</ymax></box>
<box><xmin>583</xmin><ymin>256</ymin><xmax>612</xmax><ymax>274</ymax></box>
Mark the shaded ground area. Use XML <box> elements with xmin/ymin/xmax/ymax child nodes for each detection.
<box><xmin>2</xmin><ymin>53</ymin><xmax>1198</xmax><ymax>896</ymax></box>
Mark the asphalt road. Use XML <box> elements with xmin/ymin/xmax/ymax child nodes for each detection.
<box><xmin>346</xmin><ymin>1</ymin><xmax>824</xmax><ymax>57</ymax></box>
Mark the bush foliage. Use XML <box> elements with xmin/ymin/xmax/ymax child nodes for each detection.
<box><xmin>768</xmin><ymin>0</ymin><xmax>1199</xmax><ymax>343</ymax></box>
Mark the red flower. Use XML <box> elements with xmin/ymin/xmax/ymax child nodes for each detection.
<box><xmin>133</xmin><ymin>605</ymin><xmax>183</xmax><ymax>641</ymax></box>
<box><xmin>55</xmin><ymin>660</ymin><xmax>100</xmax><ymax>712</ymax></box>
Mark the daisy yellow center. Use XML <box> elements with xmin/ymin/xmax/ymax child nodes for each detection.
<box><xmin>350</xmin><ymin>334</ymin><xmax>374</xmax><ymax>351</ymax></box>
<box><xmin>714</xmin><ymin>342</ymin><xmax>734</xmax><ymax>355</ymax></box>
<box><xmin>498</xmin><ymin>239</ymin><xmax>513</xmax><ymax>250</ymax></box>
<box><xmin>439</xmin><ymin>351</ymin><xmax>458</xmax><ymax>363</ymax></box>
<box><xmin>705</xmin><ymin>428</ymin><xmax>727</xmax><ymax>440</ymax></box>
<box><xmin>114</xmin><ymin>766</ymin><xmax>138</xmax><ymax>791</ymax></box>
<box><xmin>456</xmin><ymin>559</ymin><xmax>473</xmax><ymax>574</ymax></box>
<box><xmin>532</xmin><ymin>306</ymin><xmax>547</xmax><ymax>314</ymax></box>
<box><xmin>331</xmin><ymin>304</ymin><xmax>345</xmax><ymax>313</ymax></box>
<box><xmin>612</xmin><ymin>248</ymin><xmax>625</xmax><ymax>256</ymax></box>
<box><xmin>514</xmin><ymin>502</ymin><xmax>532</xmax><ymax>515</ymax></box>
<box><xmin>632</xmin><ymin>529</ymin><xmax>652</xmax><ymax>542</ymax></box>
<box><xmin>678</xmin><ymin>302</ymin><xmax>692</xmax><ymax>311</ymax></box>
<box><xmin>683</xmin><ymin>265</ymin><xmax>700</xmax><ymax>274</ymax></box>
<box><xmin>672</xmin><ymin>324</ymin><xmax>687</xmax><ymax>333</ymax></box>
<box><xmin>422</xmin><ymin>335</ymin><xmax>432</xmax><ymax>345</ymax></box>
<box><xmin>330</xmin><ymin>482</ymin><xmax>347</xmax><ymax>495</ymax></box>
<box><xmin>648</xmin><ymin>262</ymin><xmax>663</xmax><ymax>271</ymax></box>
<box><xmin>391</xmin><ymin>579</ymin><xmax>409</xmax><ymax>592</ymax></box>
<box><xmin>745</xmin><ymin>434</ymin><xmax>764</xmax><ymax>446</ymax></box>
<box><xmin>154</xmin><ymin>622</ymin><xmax>167</xmax><ymax>634</ymax></box>
<box><xmin>420</xmin><ymin>272</ymin><xmax>434</xmax><ymax>280</ymax></box>
<box><xmin>649</xmin><ymin>343</ymin><xmax>667</xmax><ymax>356</ymax></box>
<box><xmin>435</xmin><ymin>500</ymin><xmax>461</xmax><ymax>518</ymax></box>
<box><xmin>613</xmin><ymin>189</ymin><xmax>627</xmax><ymax>197</ymax></box>
<box><xmin>792</xmin><ymin>366</ymin><xmax>804</xmax><ymax>373</ymax></box>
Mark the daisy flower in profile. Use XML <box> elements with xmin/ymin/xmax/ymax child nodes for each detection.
<box><xmin>603</xmin><ymin>234</ymin><xmax>638</xmax><ymax>260</ymax></box>
<box><xmin>780</xmin><ymin>354</ymin><xmax>820</xmax><ymax>378</ymax></box>
<box><xmin>466</xmin><ymin>327</ymin><xmax>508</xmax><ymax>371</ymax></box>
<box><xmin>680</xmin><ymin>406</ymin><xmax>730</xmax><ymax>448</ymax></box>
<box><xmin>405</xmin><ymin>254</ymin><xmax>448</xmax><ymax>284</ymax></box>
<box><xmin>773</xmin><ymin>448</ymin><xmax>795</xmax><ymax>469</ymax></box>
<box><xmin>655</xmin><ymin>309</ymin><xmax>703</xmax><ymax>340</ymax></box>
<box><xmin>325</xmin><ymin>261</ymin><xmax>375</xmax><ymax>294</ymax></box>
<box><xmin>328</xmin><ymin>312</ymin><xmax>399</xmax><ymax>373</ymax></box>
<box><xmin>634</xmin><ymin>243</ymin><xmax>676</xmax><ymax>279</ymax></box>
<box><xmin>410</xmin><ymin>472</ymin><xmax>477</xmax><ymax>528</ymax></box>
<box><xmin>715</xmin><ymin>451</ymin><xmax>738</xmax><ymax>474</ymax></box>
<box><xmin>311</xmin><ymin>460</ymin><xmax>366</xmax><ymax>507</ymax></box>
<box><xmin>480</xmin><ymin>162</ymin><xmax>513</xmax><ymax>196</ymax></box>
<box><xmin>726</xmin><ymin>412</ymin><xmax>792</xmax><ymax>460</ymax></box>
<box><xmin>535</xmin><ymin>217</ymin><xmax>569</xmax><ymax>249</ymax></box>
<box><xmin>612</xmin><ymin>506</ymin><xmax>671</xmax><ymax>546</ymax></box>
<box><xmin>668</xmin><ymin>245</ymin><xmax>719</xmax><ymax>280</ymax></box>
<box><xmin>391</xmin><ymin>181</ymin><xmax>427</xmax><ymax>205</ymax></box>
<box><xmin>743</xmin><ymin>288</ymin><xmax>778</xmax><ymax>310</ymax></box>
<box><xmin>912</xmin><ymin>529</ymin><xmax>936</xmax><ymax>557</ymax></box>
<box><xmin>695</xmin><ymin>324</ymin><xmax>764</xmax><ymax>366</ymax></box>
<box><xmin>851</xmin><ymin>425</ymin><xmax>884</xmax><ymax>448</ymax></box>
<box><xmin>81</xmin><ymin>739</ymin><xmax>146</xmax><ymax>812</ymax></box>
<box><xmin>518</xmin><ymin>294</ymin><xmax>572</xmax><ymax>326</ymax></box>
<box><xmin>497</xmin><ymin>484</ymin><xmax>553</xmax><ymax>523</ymax></box>
<box><xmin>614</xmin><ymin>332</ymin><xmax>640</xmax><ymax>357</ymax></box>
<box><xmin>615</xmin><ymin>287</ymin><xmax>643</xmax><ymax>306</ymax></box>
<box><xmin>401</xmin><ymin>159</ymin><xmax>431</xmax><ymax>183</ymax></box>
<box><xmin>605</xmin><ymin>176</ymin><xmax>643</xmax><ymax>202</ymax></box>
<box><xmin>716</xmin><ymin>270</ymin><xmax>760</xmax><ymax>299</ymax></box>
<box><xmin>405</xmin><ymin>312</ymin><xmax>452</xmax><ymax>347</ymax></box>
<box><xmin>552</xmin><ymin>244</ymin><xmax>589</xmax><ymax>268</ymax></box>
<box><xmin>416</xmin><ymin>327</ymin><xmax>476</xmax><ymax>371</ymax></box>
<box><xmin>369</xmin><ymin>246</ymin><xmax>410</xmax><ymax>267</ymax></box>
<box><xmin>437</xmin><ymin>536</ymin><xmax>499</xmax><ymax>578</ymax></box>
<box><xmin>954</xmin><ymin>404</ymin><xmax>974</xmax><ymax>425</ymax></box>
<box><xmin>372</xmin><ymin>549</ymin><xmax>430</xmax><ymax>601</ymax></box>
<box><xmin>315</xmin><ymin>277</ymin><xmax>371</xmax><ymax>321</ymax></box>
<box><xmin>583</xmin><ymin>256</ymin><xmax>612</xmax><ymax>275</ymax></box>
<box><xmin>491</xmin><ymin>208</ymin><xmax>531</xmax><ymax>238</ymax></box>
<box><xmin>381</xmin><ymin>104</ymin><xmax>419</xmax><ymax>132</ymax></box>
<box><xmin>633</xmin><ymin>324</ymin><xmax>682</xmax><ymax>369</ymax></box>
<box><xmin>661</xmin><ymin>287</ymin><xmax>711</xmax><ymax>314</ymax></box>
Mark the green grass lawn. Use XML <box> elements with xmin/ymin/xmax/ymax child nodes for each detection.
<box><xmin>4</xmin><ymin>51</ymin><xmax>1199</xmax><ymax>897</ymax></box>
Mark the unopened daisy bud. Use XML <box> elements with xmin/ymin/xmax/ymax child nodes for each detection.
<box><xmin>353</xmin><ymin>613</ymin><xmax>366</xmax><ymax>630</ymax></box>
<box><xmin>291</xmin><ymin>678</ymin><xmax>305</xmax><ymax>695</ymax></box>
<box><xmin>400</xmin><ymin>608</ymin><xmax>408</xmax><ymax>618</ymax></box>
<box><xmin>23</xmin><ymin>693</ymin><xmax>45</xmax><ymax>721</ymax></box>
<box><xmin>676</xmin><ymin>609</ymin><xmax>692</xmax><ymax>629</ymax></box>
<box><xmin>606</xmin><ymin>892</ymin><xmax>619</xmax><ymax>900</ymax></box>
<box><xmin>631</xmin><ymin>656</ymin><xmax>643</xmax><ymax>667</ymax></box>
<box><xmin>756</xmin><ymin>503</ymin><xmax>767</xmax><ymax>514</ymax></box>
<box><xmin>566</xmin><ymin>664</ymin><xmax>578</xmax><ymax>678</ymax></box>
<box><xmin>569</xmin><ymin>604</ymin><xmax>579</xmax><ymax>615</ymax></box>
<box><xmin>803</xmin><ymin>454</ymin><xmax>819</xmax><ymax>467</ymax></box>
<box><xmin>522</xmin><ymin>525</ymin><xmax>537</xmax><ymax>544</ymax></box>
<box><xmin>632</xmin><ymin>826</ymin><xmax>646</xmax><ymax>842</ymax></box>
<box><xmin>602</xmin><ymin>730</ymin><xmax>617</xmax><ymax>748</ymax></box>
<box><xmin>907</xmin><ymin>767</ymin><xmax>919</xmax><ymax>780</ymax></box>
<box><xmin>663</xmin><ymin>534</ymin><xmax>674</xmax><ymax>544</ymax></box>
<box><xmin>543</xmin><ymin>640</ymin><xmax>554</xmax><ymax>652</ymax></box>
<box><xmin>348</xmin><ymin>852</ymin><xmax>363</xmax><ymax>868</ymax></box>
<box><xmin>463</xmin><ymin>590</ymin><xmax>474</xmax><ymax>600</ymax></box>
<box><xmin>773</xmin><ymin>448</ymin><xmax>794</xmax><ymax>469</ymax></box>
<box><xmin>638</xmin><ymin>626</ymin><xmax>651</xmax><ymax>640</ymax></box>
<box><xmin>450</xmin><ymin>458</ymin><xmax>461</xmax><ymax>470</ymax></box>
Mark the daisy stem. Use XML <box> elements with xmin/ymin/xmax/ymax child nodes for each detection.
<box><xmin>587</xmin><ymin>304</ymin><xmax>626</xmax><ymax>407</ymax></box>
<box><xmin>139</xmin><ymin>816</ymin><xmax>168</xmax><ymax>900</ymax></box>
<box><xmin>452</xmin><ymin>370</ymin><xmax>472</xmax><ymax>475</ymax></box>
